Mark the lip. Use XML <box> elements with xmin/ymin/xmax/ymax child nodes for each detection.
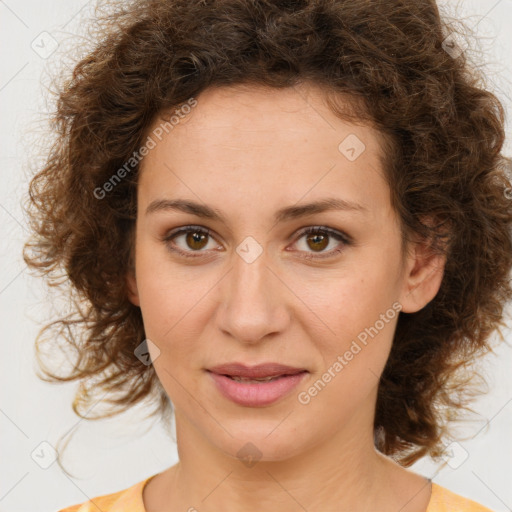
<box><xmin>208</xmin><ymin>362</ymin><xmax>307</xmax><ymax>379</ymax></box>
<box><xmin>206</xmin><ymin>363</ymin><xmax>308</xmax><ymax>407</ymax></box>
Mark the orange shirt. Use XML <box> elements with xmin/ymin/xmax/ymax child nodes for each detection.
<box><xmin>57</xmin><ymin>475</ymin><xmax>494</xmax><ymax>512</ymax></box>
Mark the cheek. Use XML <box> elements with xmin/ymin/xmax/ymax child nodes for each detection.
<box><xmin>300</xmin><ymin>255</ymin><xmax>400</xmax><ymax>331</ymax></box>
<box><xmin>296</xmin><ymin>286</ymin><xmax>399</xmax><ymax>422</ymax></box>
<box><xmin>300</xmin><ymin>256</ymin><xmax>400</xmax><ymax>376</ymax></box>
<box><xmin>134</xmin><ymin>241</ymin><xmax>209</xmax><ymax>336</ymax></box>
<box><xmin>134</xmin><ymin>250</ymin><xmax>224</xmax><ymax>387</ymax></box>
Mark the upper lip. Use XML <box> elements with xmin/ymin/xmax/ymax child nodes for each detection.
<box><xmin>207</xmin><ymin>362</ymin><xmax>307</xmax><ymax>379</ymax></box>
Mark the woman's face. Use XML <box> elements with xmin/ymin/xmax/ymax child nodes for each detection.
<box><xmin>127</xmin><ymin>83</ymin><xmax>443</xmax><ymax>464</ymax></box>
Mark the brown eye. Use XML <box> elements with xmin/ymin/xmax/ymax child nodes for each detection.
<box><xmin>292</xmin><ymin>226</ymin><xmax>351</xmax><ymax>259</ymax></box>
<box><xmin>163</xmin><ymin>226</ymin><xmax>220</xmax><ymax>258</ymax></box>
<box><xmin>185</xmin><ymin>230</ymin><xmax>209</xmax><ymax>250</ymax></box>
<box><xmin>305</xmin><ymin>232</ymin><xmax>329</xmax><ymax>252</ymax></box>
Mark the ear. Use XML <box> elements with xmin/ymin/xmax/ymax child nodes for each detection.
<box><xmin>398</xmin><ymin>218</ymin><xmax>447</xmax><ymax>314</ymax></box>
<box><xmin>126</xmin><ymin>270</ymin><xmax>140</xmax><ymax>306</ymax></box>
<box><xmin>125</xmin><ymin>226</ymin><xmax>140</xmax><ymax>307</ymax></box>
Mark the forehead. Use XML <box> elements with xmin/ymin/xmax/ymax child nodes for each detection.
<box><xmin>147</xmin><ymin>82</ymin><xmax>374</xmax><ymax>152</ymax></box>
<box><xmin>138</xmin><ymin>83</ymin><xmax>391</xmax><ymax>223</ymax></box>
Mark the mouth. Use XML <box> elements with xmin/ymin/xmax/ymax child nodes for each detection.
<box><xmin>207</xmin><ymin>362</ymin><xmax>308</xmax><ymax>380</ymax></box>
<box><xmin>206</xmin><ymin>363</ymin><xmax>309</xmax><ymax>407</ymax></box>
<box><xmin>220</xmin><ymin>374</ymin><xmax>301</xmax><ymax>383</ymax></box>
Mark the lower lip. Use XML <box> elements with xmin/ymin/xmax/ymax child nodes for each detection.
<box><xmin>208</xmin><ymin>371</ymin><xmax>308</xmax><ymax>407</ymax></box>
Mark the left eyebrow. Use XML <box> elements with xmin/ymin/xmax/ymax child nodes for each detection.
<box><xmin>274</xmin><ymin>197</ymin><xmax>369</xmax><ymax>223</ymax></box>
<box><xmin>145</xmin><ymin>197</ymin><xmax>369</xmax><ymax>223</ymax></box>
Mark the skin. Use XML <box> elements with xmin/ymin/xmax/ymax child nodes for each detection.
<box><xmin>126</xmin><ymin>82</ymin><xmax>446</xmax><ymax>512</ymax></box>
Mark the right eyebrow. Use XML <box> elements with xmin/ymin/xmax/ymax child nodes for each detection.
<box><xmin>145</xmin><ymin>197</ymin><xmax>369</xmax><ymax>223</ymax></box>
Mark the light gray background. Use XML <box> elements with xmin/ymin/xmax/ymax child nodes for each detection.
<box><xmin>1</xmin><ymin>1</ymin><xmax>511</xmax><ymax>511</ymax></box>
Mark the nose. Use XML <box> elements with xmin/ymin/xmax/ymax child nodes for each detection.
<box><xmin>215</xmin><ymin>244</ymin><xmax>290</xmax><ymax>344</ymax></box>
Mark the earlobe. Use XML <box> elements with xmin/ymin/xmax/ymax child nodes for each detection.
<box><xmin>125</xmin><ymin>227</ymin><xmax>140</xmax><ymax>306</ymax></box>
<box><xmin>126</xmin><ymin>271</ymin><xmax>140</xmax><ymax>307</ymax></box>
<box><xmin>398</xmin><ymin>231</ymin><xmax>447</xmax><ymax>314</ymax></box>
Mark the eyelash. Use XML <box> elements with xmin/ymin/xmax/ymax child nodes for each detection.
<box><xmin>162</xmin><ymin>225</ymin><xmax>352</xmax><ymax>260</ymax></box>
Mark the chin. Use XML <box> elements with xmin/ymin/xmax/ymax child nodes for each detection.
<box><xmin>210</xmin><ymin>426</ymin><xmax>310</xmax><ymax>465</ymax></box>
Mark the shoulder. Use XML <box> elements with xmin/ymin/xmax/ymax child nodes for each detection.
<box><xmin>428</xmin><ymin>482</ymin><xmax>495</xmax><ymax>512</ymax></box>
<box><xmin>56</xmin><ymin>475</ymin><xmax>155</xmax><ymax>512</ymax></box>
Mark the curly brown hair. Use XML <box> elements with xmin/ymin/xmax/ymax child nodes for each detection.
<box><xmin>23</xmin><ymin>0</ymin><xmax>512</xmax><ymax>469</ymax></box>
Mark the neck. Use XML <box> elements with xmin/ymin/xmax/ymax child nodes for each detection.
<box><xmin>146</xmin><ymin>406</ymin><xmax>430</xmax><ymax>512</ymax></box>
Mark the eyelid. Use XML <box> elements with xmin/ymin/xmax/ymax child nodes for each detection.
<box><xmin>162</xmin><ymin>225</ymin><xmax>222</xmax><ymax>258</ymax></box>
<box><xmin>292</xmin><ymin>225</ymin><xmax>352</xmax><ymax>245</ymax></box>
<box><xmin>162</xmin><ymin>224</ymin><xmax>352</xmax><ymax>259</ymax></box>
<box><xmin>287</xmin><ymin>225</ymin><xmax>351</xmax><ymax>260</ymax></box>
